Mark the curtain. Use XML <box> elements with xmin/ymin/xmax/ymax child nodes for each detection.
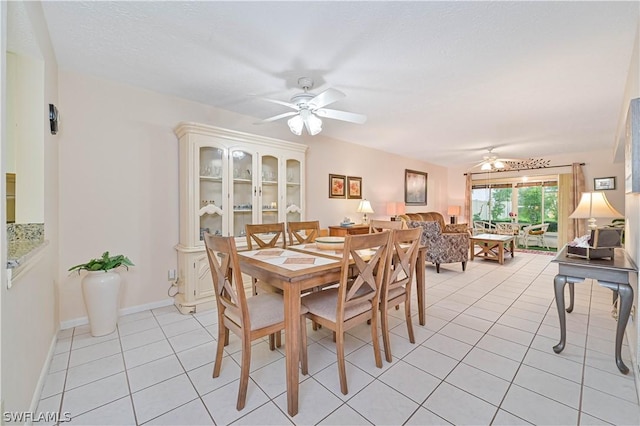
<box><xmin>464</xmin><ymin>173</ymin><xmax>472</xmax><ymax>224</ymax></box>
<box><xmin>558</xmin><ymin>174</ymin><xmax>571</xmax><ymax>246</ymax></box>
<box><xmin>570</xmin><ymin>162</ymin><xmax>586</xmax><ymax>240</ymax></box>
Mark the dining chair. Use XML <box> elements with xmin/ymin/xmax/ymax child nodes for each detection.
<box><xmin>203</xmin><ymin>233</ymin><xmax>308</xmax><ymax>411</ymax></box>
<box><xmin>380</xmin><ymin>227</ymin><xmax>421</xmax><ymax>362</ymax></box>
<box><xmin>245</xmin><ymin>222</ymin><xmax>287</xmax><ymax>295</ymax></box>
<box><xmin>496</xmin><ymin>222</ymin><xmax>519</xmax><ymax>236</ymax></box>
<box><xmin>301</xmin><ymin>232</ymin><xmax>391</xmax><ymax>395</ymax></box>
<box><xmin>369</xmin><ymin>219</ymin><xmax>404</xmax><ymax>233</ymax></box>
<box><xmin>287</xmin><ymin>220</ymin><xmax>321</xmax><ymax>245</ymax></box>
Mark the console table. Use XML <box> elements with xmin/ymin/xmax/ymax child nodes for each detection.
<box><xmin>551</xmin><ymin>246</ymin><xmax>637</xmax><ymax>374</ymax></box>
<box><xmin>328</xmin><ymin>224</ymin><xmax>370</xmax><ymax>236</ymax></box>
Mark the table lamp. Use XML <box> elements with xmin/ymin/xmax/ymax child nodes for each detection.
<box><xmin>568</xmin><ymin>191</ymin><xmax>623</xmax><ymax>229</ymax></box>
<box><xmin>447</xmin><ymin>205</ymin><xmax>461</xmax><ymax>224</ymax></box>
<box><xmin>386</xmin><ymin>201</ymin><xmax>405</xmax><ymax>221</ymax></box>
<box><xmin>357</xmin><ymin>199</ymin><xmax>374</xmax><ymax>224</ymax></box>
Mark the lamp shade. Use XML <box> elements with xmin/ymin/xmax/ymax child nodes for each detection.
<box><xmin>386</xmin><ymin>202</ymin><xmax>397</xmax><ymax>216</ymax></box>
<box><xmin>447</xmin><ymin>206</ymin><xmax>461</xmax><ymax>216</ymax></box>
<box><xmin>356</xmin><ymin>199</ymin><xmax>374</xmax><ymax>214</ymax></box>
<box><xmin>396</xmin><ymin>202</ymin><xmax>406</xmax><ymax>215</ymax></box>
<box><xmin>569</xmin><ymin>191</ymin><xmax>623</xmax><ymax>229</ymax></box>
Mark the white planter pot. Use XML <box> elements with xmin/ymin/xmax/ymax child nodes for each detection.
<box><xmin>82</xmin><ymin>270</ymin><xmax>121</xmax><ymax>337</ymax></box>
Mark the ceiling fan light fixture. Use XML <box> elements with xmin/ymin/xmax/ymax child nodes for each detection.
<box><xmin>287</xmin><ymin>115</ymin><xmax>303</xmax><ymax>135</ymax></box>
<box><xmin>481</xmin><ymin>162</ymin><xmax>492</xmax><ymax>171</ymax></box>
<box><xmin>494</xmin><ymin>160</ymin><xmax>505</xmax><ymax>169</ymax></box>
<box><xmin>306</xmin><ymin>113</ymin><xmax>322</xmax><ymax>135</ymax></box>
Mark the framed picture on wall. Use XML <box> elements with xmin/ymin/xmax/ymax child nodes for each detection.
<box><xmin>594</xmin><ymin>177</ymin><xmax>616</xmax><ymax>190</ymax></box>
<box><xmin>347</xmin><ymin>176</ymin><xmax>362</xmax><ymax>199</ymax></box>
<box><xmin>405</xmin><ymin>169</ymin><xmax>427</xmax><ymax>205</ymax></box>
<box><xmin>329</xmin><ymin>174</ymin><xmax>346</xmax><ymax>198</ymax></box>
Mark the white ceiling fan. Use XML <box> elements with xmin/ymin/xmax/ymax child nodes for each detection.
<box><xmin>257</xmin><ymin>77</ymin><xmax>367</xmax><ymax>136</ymax></box>
<box><xmin>476</xmin><ymin>147</ymin><xmax>516</xmax><ymax>171</ymax></box>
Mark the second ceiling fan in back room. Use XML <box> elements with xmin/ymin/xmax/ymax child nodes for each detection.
<box><xmin>256</xmin><ymin>77</ymin><xmax>367</xmax><ymax>136</ymax></box>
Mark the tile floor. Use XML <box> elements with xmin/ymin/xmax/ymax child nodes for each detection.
<box><xmin>39</xmin><ymin>252</ymin><xmax>640</xmax><ymax>425</ymax></box>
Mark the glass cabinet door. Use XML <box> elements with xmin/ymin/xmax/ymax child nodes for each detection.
<box><xmin>198</xmin><ymin>146</ymin><xmax>224</xmax><ymax>242</ymax></box>
<box><xmin>230</xmin><ymin>148</ymin><xmax>254</xmax><ymax>238</ymax></box>
<box><xmin>260</xmin><ymin>154</ymin><xmax>279</xmax><ymax>224</ymax></box>
<box><xmin>286</xmin><ymin>159</ymin><xmax>302</xmax><ymax>222</ymax></box>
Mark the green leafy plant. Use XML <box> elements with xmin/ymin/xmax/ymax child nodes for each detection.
<box><xmin>68</xmin><ymin>251</ymin><xmax>134</xmax><ymax>273</ymax></box>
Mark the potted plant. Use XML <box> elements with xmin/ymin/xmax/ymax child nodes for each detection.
<box><xmin>69</xmin><ymin>252</ymin><xmax>134</xmax><ymax>337</ymax></box>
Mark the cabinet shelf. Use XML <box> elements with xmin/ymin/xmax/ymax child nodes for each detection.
<box><xmin>200</xmin><ymin>176</ymin><xmax>223</xmax><ymax>181</ymax></box>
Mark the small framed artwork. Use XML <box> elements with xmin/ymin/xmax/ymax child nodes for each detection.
<box><xmin>347</xmin><ymin>176</ymin><xmax>362</xmax><ymax>199</ymax></box>
<box><xmin>594</xmin><ymin>177</ymin><xmax>616</xmax><ymax>191</ymax></box>
<box><xmin>329</xmin><ymin>174</ymin><xmax>346</xmax><ymax>198</ymax></box>
<box><xmin>405</xmin><ymin>169</ymin><xmax>428</xmax><ymax>205</ymax></box>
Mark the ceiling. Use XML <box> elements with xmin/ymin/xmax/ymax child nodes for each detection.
<box><xmin>31</xmin><ymin>1</ymin><xmax>640</xmax><ymax>167</ymax></box>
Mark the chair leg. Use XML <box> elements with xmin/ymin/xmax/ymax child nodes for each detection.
<box><xmin>336</xmin><ymin>330</ymin><xmax>348</xmax><ymax>395</ymax></box>
<box><xmin>405</xmin><ymin>299</ymin><xmax>415</xmax><ymax>344</ymax></box>
<box><xmin>236</xmin><ymin>333</ymin><xmax>252</xmax><ymax>411</ymax></box>
<box><xmin>252</xmin><ymin>278</ymin><xmax>258</xmax><ymax>295</ymax></box>
<box><xmin>269</xmin><ymin>333</ymin><xmax>275</xmax><ymax>350</ymax></box>
<box><xmin>213</xmin><ymin>324</ymin><xmax>226</xmax><ymax>378</ymax></box>
<box><xmin>435</xmin><ymin>263</ymin><xmax>441</xmax><ymax>273</ymax></box>
<box><xmin>381</xmin><ymin>304</ymin><xmax>392</xmax><ymax>363</ymax></box>
<box><xmin>275</xmin><ymin>331</ymin><xmax>282</xmax><ymax>348</ymax></box>
<box><xmin>462</xmin><ymin>261</ymin><xmax>467</xmax><ymax>271</ymax></box>
<box><xmin>300</xmin><ymin>316</ymin><xmax>308</xmax><ymax>375</ymax></box>
<box><xmin>370</xmin><ymin>309</ymin><xmax>382</xmax><ymax>369</ymax></box>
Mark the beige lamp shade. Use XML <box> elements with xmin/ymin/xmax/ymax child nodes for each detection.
<box><xmin>357</xmin><ymin>199</ymin><xmax>374</xmax><ymax>223</ymax></box>
<box><xmin>447</xmin><ymin>206</ymin><xmax>461</xmax><ymax>216</ymax></box>
<box><xmin>386</xmin><ymin>202</ymin><xmax>406</xmax><ymax>216</ymax></box>
<box><xmin>569</xmin><ymin>191</ymin><xmax>623</xmax><ymax>229</ymax></box>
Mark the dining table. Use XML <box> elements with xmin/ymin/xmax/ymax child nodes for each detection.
<box><xmin>237</xmin><ymin>242</ymin><xmax>427</xmax><ymax>416</ymax></box>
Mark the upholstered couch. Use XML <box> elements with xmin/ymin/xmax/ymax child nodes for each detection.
<box><xmin>398</xmin><ymin>212</ymin><xmax>469</xmax><ymax>273</ymax></box>
<box><xmin>398</xmin><ymin>212</ymin><xmax>470</xmax><ymax>235</ymax></box>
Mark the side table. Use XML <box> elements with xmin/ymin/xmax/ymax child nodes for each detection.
<box><xmin>551</xmin><ymin>246</ymin><xmax>637</xmax><ymax>374</ymax></box>
<box><xmin>328</xmin><ymin>224</ymin><xmax>370</xmax><ymax>237</ymax></box>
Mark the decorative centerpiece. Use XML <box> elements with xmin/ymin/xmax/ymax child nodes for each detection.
<box><xmin>315</xmin><ymin>236</ymin><xmax>345</xmax><ymax>250</ymax></box>
<box><xmin>69</xmin><ymin>252</ymin><xmax>134</xmax><ymax>337</ymax></box>
<box><xmin>509</xmin><ymin>211</ymin><xmax>518</xmax><ymax>223</ymax></box>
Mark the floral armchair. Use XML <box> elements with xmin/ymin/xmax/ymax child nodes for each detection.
<box><xmin>407</xmin><ymin>220</ymin><xmax>469</xmax><ymax>273</ymax></box>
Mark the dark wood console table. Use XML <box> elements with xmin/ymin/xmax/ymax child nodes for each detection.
<box><xmin>551</xmin><ymin>246</ymin><xmax>637</xmax><ymax>374</ymax></box>
<box><xmin>328</xmin><ymin>224</ymin><xmax>370</xmax><ymax>236</ymax></box>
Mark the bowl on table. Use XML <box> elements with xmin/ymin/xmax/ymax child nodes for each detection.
<box><xmin>315</xmin><ymin>236</ymin><xmax>345</xmax><ymax>250</ymax></box>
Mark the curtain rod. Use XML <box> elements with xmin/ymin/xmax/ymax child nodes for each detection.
<box><xmin>464</xmin><ymin>163</ymin><xmax>585</xmax><ymax>176</ymax></box>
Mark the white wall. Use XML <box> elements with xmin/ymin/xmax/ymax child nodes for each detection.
<box><xmin>58</xmin><ymin>71</ymin><xmax>445</xmax><ymax>323</ymax></box>
<box><xmin>1</xmin><ymin>0</ymin><xmax>58</xmax><ymax>415</ymax></box>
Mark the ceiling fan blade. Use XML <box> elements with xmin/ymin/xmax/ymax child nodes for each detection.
<box><xmin>255</xmin><ymin>111</ymin><xmax>298</xmax><ymax>124</ymax></box>
<box><xmin>308</xmin><ymin>88</ymin><xmax>345</xmax><ymax>109</ymax></box>
<box><xmin>316</xmin><ymin>108</ymin><xmax>367</xmax><ymax>124</ymax></box>
<box><xmin>257</xmin><ymin>97</ymin><xmax>300</xmax><ymax>110</ymax></box>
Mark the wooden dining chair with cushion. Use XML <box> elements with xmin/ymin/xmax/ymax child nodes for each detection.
<box><xmin>245</xmin><ymin>222</ymin><xmax>287</xmax><ymax>295</ymax></box>
<box><xmin>203</xmin><ymin>233</ymin><xmax>308</xmax><ymax>411</ymax></box>
<box><xmin>287</xmin><ymin>220</ymin><xmax>321</xmax><ymax>245</ymax></box>
<box><xmin>301</xmin><ymin>232</ymin><xmax>391</xmax><ymax>395</ymax></box>
<box><xmin>369</xmin><ymin>219</ymin><xmax>404</xmax><ymax>233</ymax></box>
<box><xmin>519</xmin><ymin>223</ymin><xmax>550</xmax><ymax>249</ymax></box>
<box><xmin>380</xmin><ymin>227</ymin><xmax>421</xmax><ymax>362</ymax></box>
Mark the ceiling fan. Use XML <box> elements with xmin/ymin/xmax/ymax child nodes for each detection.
<box><xmin>476</xmin><ymin>147</ymin><xmax>515</xmax><ymax>171</ymax></box>
<box><xmin>257</xmin><ymin>77</ymin><xmax>367</xmax><ymax>136</ymax></box>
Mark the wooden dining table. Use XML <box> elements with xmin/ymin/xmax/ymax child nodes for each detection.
<box><xmin>237</xmin><ymin>244</ymin><xmax>427</xmax><ymax>417</ymax></box>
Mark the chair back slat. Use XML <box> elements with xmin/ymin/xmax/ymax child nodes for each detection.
<box><xmin>287</xmin><ymin>220</ymin><xmax>320</xmax><ymax>245</ymax></box>
<box><xmin>204</xmin><ymin>233</ymin><xmax>250</xmax><ymax>329</ymax></box>
<box><xmin>245</xmin><ymin>223</ymin><xmax>286</xmax><ymax>250</ymax></box>
<box><xmin>337</xmin><ymin>232</ymin><xmax>391</xmax><ymax>322</ymax></box>
<box><xmin>369</xmin><ymin>219</ymin><xmax>404</xmax><ymax>233</ymax></box>
<box><xmin>384</xmin><ymin>228</ymin><xmax>421</xmax><ymax>297</ymax></box>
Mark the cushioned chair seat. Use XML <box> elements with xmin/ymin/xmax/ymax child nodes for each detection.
<box><xmin>302</xmin><ymin>288</ymin><xmax>372</xmax><ymax>322</ymax></box>
<box><xmin>225</xmin><ymin>293</ymin><xmax>308</xmax><ymax>331</ymax></box>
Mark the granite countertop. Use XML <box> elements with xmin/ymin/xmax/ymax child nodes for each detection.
<box><xmin>7</xmin><ymin>223</ymin><xmax>46</xmax><ymax>269</ymax></box>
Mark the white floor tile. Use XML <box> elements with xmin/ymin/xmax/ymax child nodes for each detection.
<box><xmin>403</xmin><ymin>345</ymin><xmax>459</xmax><ymax>380</ymax></box>
<box><xmin>67</xmin><ymin>396</ymin><xmax>135</xmax><ymax>425</ymax></box>
<box><xmin>475</xmin><ymin>333</ymin><xmax>528</xmax><ymax>362</ymax></box>
<box><xmin>167</xmin><ymin>328</ymin><xmax>214</xmax><ymax>352</ymax></box>
<box><xmin>62</xmin><ymin>372</ymin><xmax>129</xmax><ymax>418</ymax></box>
<box><xmin>188</xmin><ymin>359</ymin><xmax>240</xmax><ymax>397</ymax></box>
<box><xmin>273</xmin><ymin>378</ymin><xmax>342</xmax><ymax>426</ymax></box>
<box><xmin>378</xmin><ymin>360</ymin><xmax>441</xmax><ymax>404</ymax></box>
<box><xmin>513</xmin><ymin>364</ymin><xmax>581</xmax><ymax>409</ymax></box>
<box><xmin>462</xmin><ymin>347</ymin><xmax>520</xmax><ymax>382</ymax></box>
<box><xmin>491</xmin><ymin>409</ymin><xmax>532</xmax><ymax>425</ymax></box>
<box><xmin>501</xmin><ymin>384</ymin><xmax>579</xmax><ymax>425</ymax></box>
<box><xmin>120</xmin><ymin>327</ymin><xmax>167</xmax><ymax>352</ymax></box>
<box><xmin>445</xmin><ymin>363</ymin><xmax>510</xmax><ymax>406</ymax></box>
<box><xmin>145</xmin><ymin>398</ymin><xmax>213</xmax><ymax>425</ymax></box>
<box><xmin>422</xmin><ymin>333</ymin><xmax>473</xmax><ymax>361</ymax></box>
<box><xmin>68</xmin><ymin>338</ymin><xmax>122</xmax><ymax>368</ymax></box>
<box><xmin>127</xmin><ymin>354</ymin><xmax>184</xmax><ymax>392</ymax></box>
<box><xmin>71</xmin><ymin>329</ymin><xmax>119</xmax><ymax>350</ymax></box>
<box><xmin>131</xmin><ymin>374</ymin><xmax>198</xmax><ymax>424</ymax></box>
<box><xmin>123</xmin><ymin>339</ymin><xmax>174</xmax><ymax>369</ymax></box>
<box><xmin>175</xmin><ymin>340</ymin><xmax>217</xmax><ymax>372</ymax></box>
<box><xmin>231</xmin><ymin>401</ymin><xmax>294</xmax><ymax>425</ymax></box>
<box><xmin>348</xmin><ymin>379</ymin><xmax>419</xmax><ymax>424</ymax></box>
<box><xmin>202</xmin><ymin>378</ymin><xmax>270</xmax><ymax>425</ymax></box>
<box><xmin>423</xmin><ymin>381</ymin><xmax>498</xmax><ymax>425</ymax></box>
<box><xmin>312</xmin><ymin>360</ymin><xmax>375</xmax><ymax>401</ymax></box>
<box><xmin>118</xmin><ymin>317</ymin><xmax>160</xmax><ymax>337</ymax></box>
<box><xmin>65</xmin><ymin>353</ymin><xmax>125</xmax><ymax>390</ymax></box>
<box><xmin>317</xmin><ymin>404</ymin><xmax>369</xmax><ymax>426</ymax></box>
<box><xmin>581</xmin><ymin>385</ymin><xmax>640</xmax><ymax>425</ymax></box>
<box><xmin>40</xmin><ymin>370</ymin><xmax>67</xmax><ymax>399</ymax></box>
<box><xmin>405</xmin><ymin>406</ymin><xmax>453</xmax><ymax>425</ymax></box>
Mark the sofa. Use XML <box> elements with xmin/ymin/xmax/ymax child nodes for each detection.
<box><xmin>398</xmin><ymin>212</ymin><xmax>471</xmax><ymax>235</ymax></box>
<box><xmin>398</xmin><ymin>212</ymin><xmax>469</xmax><ymax>273</ymax></box>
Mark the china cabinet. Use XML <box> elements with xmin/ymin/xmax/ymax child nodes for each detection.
<box><xmin>174</xmin><ymin>122</ymin><xmax>307</xmax><ymax>313</ymax></box>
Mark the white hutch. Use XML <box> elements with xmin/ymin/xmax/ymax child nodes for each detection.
<box><xmin>174</xmin><ymin>122</ymin><xmax>307</xmax><ymax>313</ymax></box>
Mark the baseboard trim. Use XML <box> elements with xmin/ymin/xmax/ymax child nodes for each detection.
<box><xmin>29</xmin><ymin>333</ymin><xmax>58</xmax><ymax>416</ymax></box>
<box><xmin>59</xmin><ymin>298</ymin><xmax>175</xmax><ymax>330</ymax></box>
